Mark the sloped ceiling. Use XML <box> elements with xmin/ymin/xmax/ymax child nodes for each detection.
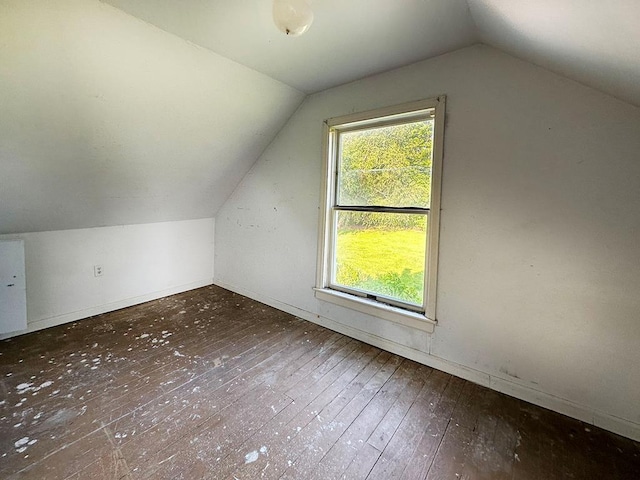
<box><xmin>0</xmin><ymin>0</ymin><xmax>303</xmax><ymax>234</ymax></box>
<box><xmin>103</xmin><ymin>0</ymin><xmax>640</xmax><ymax>107</ymax></box>
<box><xmin>467</xmin><ymin>0</ymin><xmax>640</xmax><ymax>108</ymax></box>
<box><xmin>102</xmin><ymin>0</ymin><xmax>479</xmax><ymax>94</ymax></box>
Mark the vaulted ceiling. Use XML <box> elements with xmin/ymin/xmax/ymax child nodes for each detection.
<box><xmin>102</xmin><ymin>0</ymin><xmax>478</xmax><ymax>94</ymax></box>
<box><xmin>1</xmin><ymin>0</ymin><xmax>638</xmax><ymax>234</ymax></box>
<box><xmin>468</xmin><ymin>0</ymin><xmax>640</xmax><ymax>108</ymax></box>
<box><xmin>105</xmin><ymin>0</ymin><xmax>640</xmax><ymax>106</ymax></box>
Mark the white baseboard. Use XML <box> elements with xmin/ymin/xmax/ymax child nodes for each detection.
<box><xmin>214</xmin><ymin>280</ymin><xmax>640</xmax><ymax>443</ymax></box>
<box><xmin>0</xmin><ymin>278</ymin><xmax>213</xmax><ymax>340</ymax></box>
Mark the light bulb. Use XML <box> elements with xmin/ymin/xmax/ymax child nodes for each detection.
<box><xmin>273</xmin><ymin>0</ymin><xmax>314</xmax><ymax>36</ymax></box>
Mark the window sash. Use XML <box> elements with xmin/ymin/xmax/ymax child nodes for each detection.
<box><xmin>333</xmin><ymin>205</ymin><xmax>430</xmax><ymax>214</ymax></box>
<box><xmin>316</xmin><ymin>96</ymin><xmax>445</xmax><ymax>328</ymax></box>
<box><xmin>328</xmin><ymin>206</ymin><xmax>430</xmax><ymax>313</ymax></box>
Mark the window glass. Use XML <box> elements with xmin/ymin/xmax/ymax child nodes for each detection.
<box><xmin>333</xmin><ymin>211</ymin><xmax>427</xmax><ymax>307</ymax></box>
<box><xmin>337</xmin><ymin>120</ymin><xmax>433</xmax><ymax>209</ymax></box>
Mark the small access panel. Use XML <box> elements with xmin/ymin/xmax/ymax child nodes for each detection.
<box><xmin>0</xmin><ymin>240</ymin><xmax>27</xmax><ymax>334</ymax></box>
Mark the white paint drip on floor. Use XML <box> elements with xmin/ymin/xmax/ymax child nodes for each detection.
<box><xmin>158</xmin><ymin>453</ymin><xmax>176</xmax><ymax>465</ymax></box>
<box><xmin>15</xmin><ymin>437</ymin><xmax>29</xmax><ymax>447</ymax></box>
<box><xmin>244</xmin><ymin>445</ymin><xmax>269</xmax><ymax>464</ymax></box>
<box><xmin>16</xmin><ymin>380</ymin><xmax>53</xmax><ymax>396</ymax></box>
<box><xmin>212</xmin><ymin>355</ymin><xmax>229</xmax><ymax>367</ymax></box>
<box><xmin>244</xmin><ymin>450</ymin><xmax>259</xmax><ymax>464</ymax></box>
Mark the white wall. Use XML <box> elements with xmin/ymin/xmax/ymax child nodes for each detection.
<box><xmin>0</xmin><ymin>218</ymin><xmax>214</xmax><ymax>339</ymax></box>
<box><xmin>214</xmin><ymin>45</ymin><xmax>640</xmax><ymax>441</ymax></box>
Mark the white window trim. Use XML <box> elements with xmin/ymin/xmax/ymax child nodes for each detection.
<box><xmin>315</xmin><ymin>97</ymin><xmax>445</xmax><ymax>334</ymax></box>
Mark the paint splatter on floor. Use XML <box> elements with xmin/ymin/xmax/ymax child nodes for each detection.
<box><xmin>244</xmin><ymin>450</ymin><xmax>259</xmax><ymax>464</ymax></box>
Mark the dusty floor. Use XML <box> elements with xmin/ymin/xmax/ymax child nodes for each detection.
<box><xmin>1</xmin><ymin>285</ymin><xmax>638</xmax><ymax>479</ymax></box>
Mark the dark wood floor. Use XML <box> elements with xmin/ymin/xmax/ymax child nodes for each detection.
<box><xmin>1</xmin><ymin>286</ymin><xmax>638</xmax><ymax>479</ymax></box>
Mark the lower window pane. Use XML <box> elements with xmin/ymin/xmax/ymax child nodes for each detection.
<box><xmin>333</xmin><ymin>211</ymin><xmax>427</xmax><ymax>307</ymax></box>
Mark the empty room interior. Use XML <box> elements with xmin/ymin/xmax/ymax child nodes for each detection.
<box><xmin>1</xmin><ymin>1</ymin><xmax>639</xmax><ymax>478</ymax></box>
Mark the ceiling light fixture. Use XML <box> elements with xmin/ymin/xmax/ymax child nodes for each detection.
<box><xmin>273</xmin><ymin>0</ymin><xmax>314</xmax><ymax>37</ymax></box>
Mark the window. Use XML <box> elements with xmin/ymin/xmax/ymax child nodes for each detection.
<box><xmin>315</xmin><ymin>97</ymin><xmax>445</xmax><ymax>332</ymax></box>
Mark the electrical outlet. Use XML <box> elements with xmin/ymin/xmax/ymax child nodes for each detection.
<box><xmin>94</xmin><ymin>265</ymin><xmax>103</xmax><ymax>277</ymax></box>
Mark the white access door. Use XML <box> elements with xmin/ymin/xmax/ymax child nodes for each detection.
<box><xmin>0</xmin><ymin>240</ymin><xmax>27</xmax><ymax>334</ymax></box>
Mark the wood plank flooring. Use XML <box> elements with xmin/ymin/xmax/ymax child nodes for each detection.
<box><xmin>1</xmin><ymin>285</ymin><xmax>638</xmax><ymax>479</ymax></box>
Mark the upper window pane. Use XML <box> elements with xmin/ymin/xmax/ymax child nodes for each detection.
<box><xmin>337</xmin><ymin>119</ymin><xmax>434</xmax><ymax>209</ymax></box>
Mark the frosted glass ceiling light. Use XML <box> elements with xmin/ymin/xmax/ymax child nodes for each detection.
<box><xmin>273</xmin><ymin>0</ymin><xmax>314</xmax><ymax>36</ymax></box>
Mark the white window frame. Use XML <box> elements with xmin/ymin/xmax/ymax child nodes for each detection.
<box><xmin>315</xmin><ymin>97</ymin><xmax>445</xmax><ymax>334</ymax></box>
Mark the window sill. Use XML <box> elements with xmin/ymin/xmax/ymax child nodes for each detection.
<box><xmin>314</xmin><ymin>288</ymin><xmax>436</xmax><ymax>333</ymax></box>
